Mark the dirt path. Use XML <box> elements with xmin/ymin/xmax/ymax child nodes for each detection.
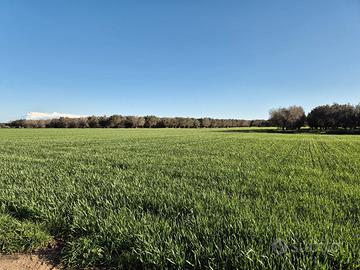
<box><xmin>0</xmin><ymin>254</ymin><xmax>59</xmax><ymax>270</ymax></box>
<box><xmin>0</xmin><ymin>246</ymin><xmax>61</xmax><ymax>270</ymax></box>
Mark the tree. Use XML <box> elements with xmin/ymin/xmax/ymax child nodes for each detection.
<box><xmin>286</xmin><ymin>106</ymin><xmax>306</xmax><ymax>130</ymax></box>
<box><xmin>9</xmin><ymin>119</ymin><xmax>27</xmax><ymax>128</ymax></box>
<box><xmin>200</xmin><ymin>118</ymin><xmax>211</xmax><ymax>128</ymax></box>
<box><xmin>5</xmin><ymin>114</ymin><xmax>267</xmax><ymax>129</ymax></box>
<box><xmin>98</xmin><ymin>116</ymin><xmax>110</xmax><ymax>128</ymax></box>
<box><xmin>158</xmin><ymin>118</ymin><xmax>177</xmax><ymax>128</ymax></box>
<box><xmin>269</xmin><ymin>106</ymin><xmax>305</xmax><ymax>130</ymax></box>
<box><xmin>136</xmin><ymin>117</ymin><xmax>145</xmax><ymax>128</ymax></box>
<box><xmin>67</xmin><ymin>118</ymin><xmax>79</xmax><ymax>128</ymax></box>
<box><xmin>124</xmin><ymin>116</ymin><xmax>145</xmax><ymax>128</ymax></box>
<box><xmin>108</xmin><ymin>115</ymin><xmax>125</xmax><ymax>128</ymax></box>
<box><xmin>144</xmin><ymin>116</ymin><xmax>159</xmax><ymax>128</ymax></box>
<box><xmin>250</xmin><ymin>120</ymin><xmax>269</xmax><ymax>127</ymax></box>
<box><xmin>193</xmin><ymin>119</ymin><xmax>201</xmax><ymax>128</ymax></box>
<box><xmin>356</xmin><ymin>104</ymin><xmax>360</xmax><ymax>128</ymax></box>
<box><xmin>46</xmin><ymin>117</ymin><xmax>67</xmax><ymax>128</ymax></box>
<box><xmin>77</xmin><ymin>118</ymin><xmax>88</xmax><ymax>128</ymax></box>
<box><xmin>307</xmin><ymin>104</ymin><xmax>357</xmax><ymax>130</ymax></box>
<box><xmin>88</xmin><ymin>116</ymin><xmax>100</xmax><ymax>128</ymax></box>
<box><xmin>332</xmin><ymin>104</ymin><xmax>356</xmax><ymax>129</ymax></box>
<box><xmin>307</xmin><ymin>105</ymin><xmax>330</xmax><ymax>129</ymax></box>
<box><xmin>269</xmin><ymin>108</ymin><xmax>288</xmax><ymax>130</ymax></box>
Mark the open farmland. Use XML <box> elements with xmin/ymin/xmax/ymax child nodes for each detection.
<box><xmin>0</xmin><ymin>129</ymin><xmax>359</xmax><ymax>269</ymax></box>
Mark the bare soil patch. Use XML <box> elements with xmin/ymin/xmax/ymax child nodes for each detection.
<box><xmin>0</xmin><ymin>245</ymin><xmax>61</xmax><ymax>270</ymax></box>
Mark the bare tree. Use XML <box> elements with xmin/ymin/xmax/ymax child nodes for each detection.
<box><xmin>269</xmin><ymin>108</ymin><xmax>288</xmax><ymax>130</ymax></box>
<box><xmin>144</xmin><ymin>116</ymin><xmax>159</xmax><ymax>128</ymax></box>
<box><xmin>269</xmin><ymin>106</ymin><xmax>305</xmax><ymax>130</ymax></box>
<box><xmin>287</xmin><ymin>106</ymin><xmax>306</xmax><ymax>130</ymax></box>
<box><xmin>7</xmin><ymin>115</ymin><xmax>268</xmax><ymax>129</ymax></box>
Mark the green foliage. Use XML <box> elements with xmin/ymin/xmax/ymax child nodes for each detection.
<box><xmin>0</xmin><ymin>215</ymin><xmax>51</xmax><ymax>253</ymax></box>
<box><xmin>307</xmin><ymin>103</ymin><xmax>359</xmax><ymax>130</ymax></box>
<box><xmin>0</xmin><ymin>128</ymin><xmax>359</xmax><ymax>269</ymax></box>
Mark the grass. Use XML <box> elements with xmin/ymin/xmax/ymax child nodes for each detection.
<box><xmin>0</xmin><ymin>128</ymin><xmax>359</xmax><ymax>269</ymax></box>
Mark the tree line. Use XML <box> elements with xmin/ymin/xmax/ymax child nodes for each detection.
<box><xmin>5</xmin><ymin>115</ymin><xmax>269</xmax><ymax>129</ymax></box>
<box><xmin>269</xmin><ymin>103</ymin><xmax>360</xmax><ymax>130</ymax></box>
<box><xmin>2</xmin><ymin>103</ymin><xmax>359</xmax><ymax>130</ymax></box>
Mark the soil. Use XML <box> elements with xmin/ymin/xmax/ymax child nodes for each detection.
<box><xmin>0</xmin><ymin>245</ymin><xmax>61</xmax><ymax>270</ymax></box>
<box><xmin>0</xmin><ymin>254</ymin><xmax>58</xmax><ymax>270</ymax></box>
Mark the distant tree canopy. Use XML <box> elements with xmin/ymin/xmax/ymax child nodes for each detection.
<box><xmin>3</xmin><ymin>103</ymin><xmax>360</xmax><ymax>130</ymax></box>
<box><xmin>269</xmin><ymin>106</ymin><xmax>306</xmax><ymax>130</ymax></box>
<box><xmin>268</xmin><ymin>103</ymin><xmax>360</xmax><ymax>131</ymax></box>
<box><xmin>6</xmin><ymin>115</ymin><xmax>269</xmax><ymax>129</ymax></box>
<box><xmin>307</xmin><ymin>103</ymin><xmax>359</xmax><ymax>130</ymax></box>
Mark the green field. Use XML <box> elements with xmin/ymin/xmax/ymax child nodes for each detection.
<box><xmin>0</xmin><ymin>129</ymin><xmax>359</xmax><ymax>269</ymax></box>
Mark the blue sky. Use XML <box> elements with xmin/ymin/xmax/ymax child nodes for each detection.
<box><xmin>1</xmin><ymin>0</ymin><xmax>360</xmax><ymax>121</ymax></box>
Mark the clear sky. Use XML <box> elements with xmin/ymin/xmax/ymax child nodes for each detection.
<box><xmin>1</xmin><ymin>0</ymin><xmax>360</xmax><ymax>122</ymax></box>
